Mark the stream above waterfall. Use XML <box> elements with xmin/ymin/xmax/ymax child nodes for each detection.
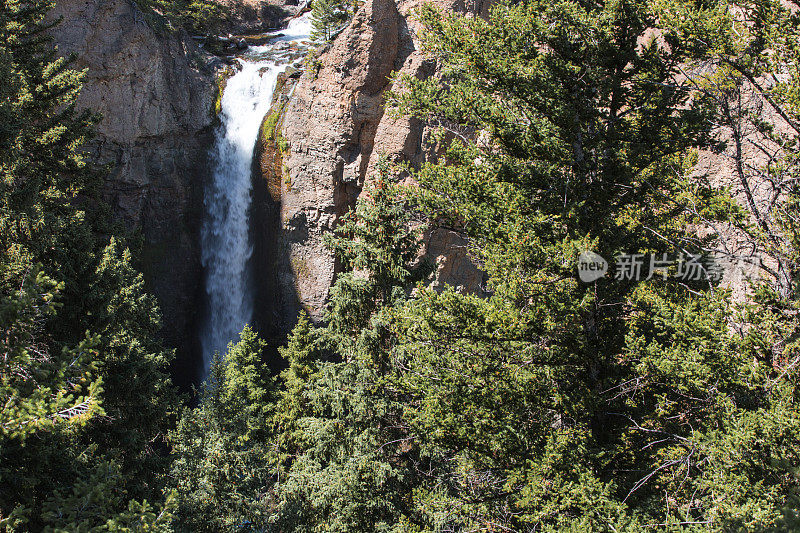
<box><xmin>200</xmin><ymin>14</ymin><xmax>312</xmax><ymax>378</ymax></box>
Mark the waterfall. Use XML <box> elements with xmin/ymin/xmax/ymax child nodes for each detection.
<box><xmin>200</xmin><ymin>14</ymin><xmax>312</xmax><ymax>376</ymax></box>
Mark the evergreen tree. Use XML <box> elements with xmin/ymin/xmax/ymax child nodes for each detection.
<box><xmin>170</xmin><ymin>327</ymin><xmax>277</xmax><ymax>532</ymax></box>
<box><xmin>376</xmin><ymin>0</ymin><xmax>800</xmax><ymax>528</ymax></box>
<box><xmin>266</xmin><ymin>0</ymin><xmax>800</xmax><ymax>530</ymax></box>
<box><xmin>273</xmin><ymin>313</ymin><xmax>321</xmax><ymax>472</ymax></box>
<box><xmin>138</xmin><ymin>0</ymin><xmax>229</xmax><ymax>34</ymax></box>
<box><xmin>0</xmin><ymin>1</ymin><xmax>179</xmax><ymax>529</ymax></box>
<box><xmin>311</xmin><ymin>0</ymin><xmax>350</xmax><ymax>42</ymax></box>
<box><xmin>5</xmin><ymin>0</ymin><xmax>792</xmax><ymax>528</ymax></box>
<box><xmin>270</xmin><ymin>178</ymin><xmax>425</xmax><ymax>531</ymax></box>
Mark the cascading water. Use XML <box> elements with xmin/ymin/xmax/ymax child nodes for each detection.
<box><xmin>200</xmin><ymin>14</ymin><xmax>312</xmax><ymax>376</ymax></box>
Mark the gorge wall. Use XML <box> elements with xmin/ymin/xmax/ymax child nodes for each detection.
<box><xmin>47</xmin><ymin>0</ymin><xmax>220</xmax><ymax>386</ymax></box>
<box><xmin>214</xmin><ymin>0</ymin><xmax>301</xmax><ymax>32</ymax></box>
<box><xmin>255</xmin><ymin>0</ymin><xmax>787</xmax><ymax>332</ymax></box>
<box><xmin>45</xmin><ymin>0</ymin><xmax>780</xmax><ymax>376</ymax></box>
<box><xmin>256</xmin><ymin>0</ymin><xmax>490</xmax><ymax>333</ymax></box>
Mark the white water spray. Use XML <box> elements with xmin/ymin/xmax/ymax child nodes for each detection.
<box><xmin>201</xmin><ymin>14</ymin><xmax>312</xmax><ymax>375</ymax></box>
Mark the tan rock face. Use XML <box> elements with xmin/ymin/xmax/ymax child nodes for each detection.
<box><xmin>366</xmin><ymin>0</ymin><xmax>492</xmax><ymax>174</ymax></box>
<box><xmin>48</xmin><ymin>0</ymin><xmax>219</xmax><ymax>385</ymax></box>
<box><xmin>693</xmin><ymin>82</ymin><xmax>797</xmax><ymax>300</ymax></box>
<box><xmin>274</xmin><ymin>0</ymin><xmax>402</xmax><ymax>322</ymax></box>
<box><xmin>263</xmin><ymin>0</ymin><xmax>490</xmax><ymax>325</ymax></box>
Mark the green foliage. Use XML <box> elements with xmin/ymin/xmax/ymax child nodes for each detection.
<box><xmin>0</xmin><ymin>1</ymin><xmax>178</xmax><ymax>529</ymax></box>
<box><xmin>273</xmin><ymin>313</ymin><xmax>321</xmax><ymax>471</ymax></box>
<box><xmin>5</xmin><ymin>0</ymin><xmax>800</xmax><ymax>530</ymax></box>
<box><xmin>0</xmin><ymin>260</ymin><xmax>102</xmax><ymax>442</ymax></box>
<box><xmin>170</xmin><ymin>327</ymin><xmax>277</xmax><ymax>532</ymax></box>
<box><xmin>617</xmin><ymin>285</ymin><xmax>800</xmax><ymax>528</ymax></box>
<box><xmin>656</xmin><ymin>0</ymin><xmax>800</xmax><ymax>296</ymax></box>
<box><xmin>260</xmin><ymin>104</ymin><xmax>284</xmax><ymax>142</ymax></box>
<box><xmin>260</xmin><ymin>0</ymin><xmax>800</xmax><ymax>530</ymax></box>
<box><xmin>311</xmin><ymin>0</ymin><xmax>351</xmax><ymax>42</ymax></box>
<box><xmin>303</xmin><ymin>47</ymin><xmax>324</xmax><ymax>79</ymax></box>
<box><xmin>270</xmin><ymin>337</ymin><xmax>415</xmax><ymax>533</ymax></box>
<box><xmin>137</xmin><ymin>0</ymin><xmax>230</xmax><ymax>35</ymax></box>
<box><xmin>325</xmin><ymin>174</ymin><xmax>423</xmax><ymax>301</ymax></box>
<box><xmin>266</xmin><ymin>173</ymin><xmax>426</xmax><ymax>531</ymax></box>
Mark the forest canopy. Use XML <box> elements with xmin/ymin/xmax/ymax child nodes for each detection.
<box><xmin>2</xmin><ymin>0</ymin><xmax>799</xmax><ymax>531</ymax></box>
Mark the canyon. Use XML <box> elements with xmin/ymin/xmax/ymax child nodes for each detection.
<box><xmin>47</xmin><ymin>0</ymin><xmax>486</xmax><ymax>382</ymax></box>
<box><xmin>48</xmin><ymin>0</ymin><xmax>779</xmax><ymax>383</ymax></box>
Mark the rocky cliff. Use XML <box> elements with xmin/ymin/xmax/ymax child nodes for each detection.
<box><xmin>256</xmin><ymin>0</ymin><xmax>790</xmax><ymax>332</ymax></box>
<box><xmin>215</xmin><ymin>0</ymin><xmax>301</xmax><ymax>32</ymax></box>
<box><xmin>46</xmin><ymin>0</ymin><xmax>779</xmax><ymax>373</ymax></box>
<box><xmin>48</xmin><ymin>0</ymin><xmax>219</xmax><ymax>386</ymax></box>
<box><xmin>256</xmin><ymin>0</ymin><xmax>490</xmax><ymax>331</ymax></box>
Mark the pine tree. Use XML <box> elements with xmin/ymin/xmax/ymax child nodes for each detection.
<box><xmin>257</xmin><ymin>0</ymin><xmax>800</xmax><ymax>529</ymax></box>
<box><xmin>270</xmin><ymin>178</ymin><xmax>424</xmax><ymax>531</ymax></box>
<box><xmin>0</xmin><ymin>1</ymin><xmax>179</xmax><ymax>529</ymax></box>
<box><xmin>273</xmin><ymin>313</ymin><xmax>321</xmax><ymax>472</ymax></box>
<box><xmin>137</xmin><ymin>0</ymin><xmax>229</xmax><ymax>34</ymax></box>
<box><xmin>375</xmin><ymin>0</ymin><xmax>800</xmax><ymax>528</ymax></box>
<box><xmin>323</xmin><ymin>175</ymin><xmax>424</xmax><ymax>340</ymax></box>
<box><xmin>157</xmin><ymin>0</ymin><xmax>800</xmax><ymax>529</ymax></box>
<box><xmin>170</xmin><ymin>326</ymin><xmax>277</xmax><ymax>532</ymax></box>
<box><xmin>310</xmin><ymin>0</ymin><xmax>349</xmax><ymax>42</ymax></box>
